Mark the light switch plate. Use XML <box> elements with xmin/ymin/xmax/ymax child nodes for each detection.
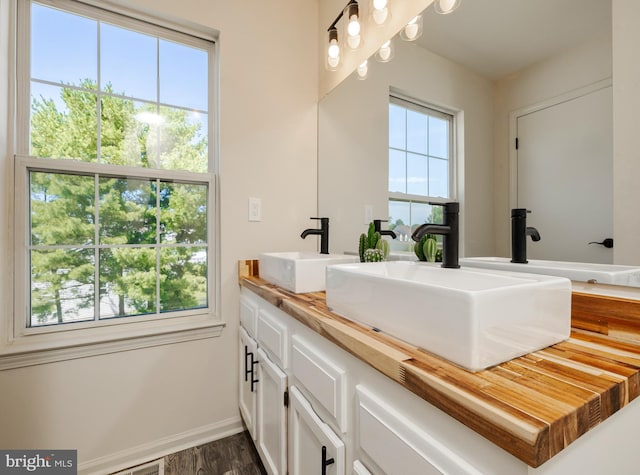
<box><xmin>364</xmin><ymin>205</ymin><xmax>373</xmax><ymax>224</ymax></box>
<box><xmin>249</xmin><ymin>197</ymin><xmax>261</xmax><ymax>221</ymax></box>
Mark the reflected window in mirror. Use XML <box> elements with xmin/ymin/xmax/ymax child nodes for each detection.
<box><xmin>388</xmin><ymin>96</ymin><xmax>454</xmax><ymax>242</ymax></box>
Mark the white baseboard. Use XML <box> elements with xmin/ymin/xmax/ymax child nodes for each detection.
<box><xmin>78</xmin><ymin>416</ymin><xmax>245</xmax><ymax>475</ymax></box>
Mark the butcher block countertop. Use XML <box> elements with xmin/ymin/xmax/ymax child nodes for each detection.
<box><xmin>238</xmin><ymin>260</ymin><xmax>640</xmax><ymax>468</ymax></box>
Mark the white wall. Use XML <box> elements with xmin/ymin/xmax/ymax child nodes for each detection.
<box><xmin>318</xmin><ymin>39</ymin><xmax>495</xmax><ymax>256</ymax></box>
<box><xmin>0</xmin><ymin>0</ymin><xmax>318</xmax><ymax>471</ymax></box>
<box><xmin>612</xmin><ymin>0</ymin><xmax>640</xmax><ymax>265</ymax></box>
<box><xmin>492</xmin><ymin>36</ymin><xmax>612</xmax><ymax>257</ymax></box>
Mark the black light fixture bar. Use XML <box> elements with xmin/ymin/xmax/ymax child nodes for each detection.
<box><xmin>327</xmin><ymin>0</ymin><xmax>359</xmax><ymax>31</ymax></box>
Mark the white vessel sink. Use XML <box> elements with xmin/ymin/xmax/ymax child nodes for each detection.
<box><xmin>259</xmin><ymin>251</ymin><xmax>358</xmax><ymax>293</ymax></box>
<box><xmin>325</xmin><ymin>261</ymin><xmax>571</xmax><ymax>372</ymax></box>
<box><xmin>461</xmin><ymin>257</ymin><xmax>640</xmax><ymax>287</ymax></box>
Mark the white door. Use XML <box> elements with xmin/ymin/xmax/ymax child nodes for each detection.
<box><xmin>289</xmin><ymin>385</ymin><xmax>345</xmax><ymax>475</ymax></box>
<box><xmin>257</xmin><ymin>348</ymin><xmax>288</xmax><ymax>475</ymax></box>
<box><xmin>516</xmin><ymin>85</ymin><xmax>612</xmax><ymax>263</ymax></box>
<box><xmin>239</xmin><ymin>327</ymin><xmax>258</xmax><ymax>440</ymax></box>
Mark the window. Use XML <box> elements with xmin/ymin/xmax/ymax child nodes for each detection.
<box><xmin>10</xmin><ymin>0</ymin><xmax>220</xmax><ymax>356</ymax></box>
<box><xmin>387</xmin><ymin>96</ymin><xmax>454</xmax><ymax>241</ymax></box>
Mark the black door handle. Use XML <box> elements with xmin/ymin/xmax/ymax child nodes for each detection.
<box><xmin>588</xmin><ymin>238</ymin><xmax>614</xmax><ymax>248</ymax></box>
<box><xmin>321</xmin><ymin>445</ymin><xmax>335</xmax><ymax>475</ymax></box>
<box><xmin>244</xmin><ymin>345</ymin><xmax>251</xmax><ymax>382</ymax></box>
<box><xmin>250</xmin><ymin>357</ymin><xmax>259</xmax><ymax>393</ymax></box>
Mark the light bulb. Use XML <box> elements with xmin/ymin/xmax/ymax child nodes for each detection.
<box><xmin>356</xmin><ymin>60</ymin><xmax>368</xmax><ymax>80</ymax></box>
<box><xmin>400</xmin><ymin>14</ymin><xmax>422</xmax><ymax>41</ymax></box>
<box><xmin>347</xmin><ymin>15</ymin><xmax>360</xmax><ymax>36</ymax></box>
<box><xmin>328</xmin><ymin>40</ymin><xmax>340</xmax><ymax>60</ymax></box>
<box><xmin>371</xmin><ymin>0</ymin><xmax>389</xmax><ymax>26</ymax></box>
<box><xmin>326</xmin><ymin>29</ymin><xmax>340</xmax><ymax>70</ymax></box>
<box><xmin>344</xmin><ymin>2</ymin><xmax>361</xmax><ymax>49</ymax></box>
<box><xmin>327</xmin><ymin>39</ymin><xmax>340</xmax><ymax>69</ymax></box>
<box><xmin>376</xmin><ymin>40</ymin><xmax>393</xmax><ymax>63</ymax></box>
<box><xmin>434</xmin><ymin>0</ymin><xmax>461</xmax><ymax>14</ymax></box>
<box><xmin>347</xmin><ymin>34</ymin><xmax>361</xmax><ymax>49</ymax></box>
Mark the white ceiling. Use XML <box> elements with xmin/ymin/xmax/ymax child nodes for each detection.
<box><xmin>418</xmin><ymin>0</ymin><xmax>612</xmax><ymax>80</ymax></box>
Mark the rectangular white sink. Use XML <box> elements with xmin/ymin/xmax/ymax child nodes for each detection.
<box><xmin>259</xmin><ymin>251</ymin><xmax>358</xmax><ymax>294</ymax></box>
<box><xmin>461</xmin><ymin>257</ymin><xmax>640</xmax><ymax>287</ymax></box>
<box><xmin>325</xmin><ymin>261</ymin><xmax>571</xmax><ymax>372</ymax></box>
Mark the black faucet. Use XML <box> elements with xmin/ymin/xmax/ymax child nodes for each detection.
<box><xmin>411</xmin><ymin>202</ymin><xmax>460</xmax><ymax>269</ymax></box>
<box><xmin>300</xmin><ymin>217</ymin><xmax>329</xmax><ymax>254</ymax></box>
<box><xmin>373</xmin><ymin>219</ymin><xmax>397</xmax><ymax>239</ymax></box>
<box><xmin>511</xmin><ymin>208</ymin><xmax>541</xmax><ymax>264</ymax></box>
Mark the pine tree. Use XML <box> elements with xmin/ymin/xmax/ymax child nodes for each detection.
<box><xmin>29</xmin><ymin>80</ymin><xmax>208</xmax><ymax>325</ymax></box>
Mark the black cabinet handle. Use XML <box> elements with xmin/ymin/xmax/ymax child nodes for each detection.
<box><xmin>251</xmin><ymin>357</ymin><xmax>259</xmax><ymax>393</ymax></box>
<box><xmin>244</xmin><ymin>346</ymin><xmax>259</xmax><ymax>392</ymax></box>
<box><xmin>244</xmin><ymin>346</ymin><xmax>251</xmax><ymax>382</ymax></box>
<box><xmin>321</xmin><ymin>445</ymin><xmax>335</xmax><ymax>475</ymax></box>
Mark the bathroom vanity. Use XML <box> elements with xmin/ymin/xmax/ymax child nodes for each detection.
<box><xmin>238</xmin><ymin>259</ymin><xmax>640</xmax><ymax>474</ymax></box>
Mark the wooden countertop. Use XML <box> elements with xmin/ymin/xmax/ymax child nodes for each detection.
<box><xmin>238</xmin><ymin>260</ymin><xmax>640</xmax><ymax>468</ymax></box>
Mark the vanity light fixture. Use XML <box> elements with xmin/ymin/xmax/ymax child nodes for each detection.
<box><xmin>400</xmin><ymin>14</ymin><xmax>423</xmax><ymax>41</ymax></box>
<box><xmin>371</xmin><ymin>0</ymin><xmax>390</xmax><ymax>26</ymax></box>
<box><xmin>344</xmin><ymin>0</ymin><xmax>362</xmax><ymax>49</ymax></box>
<box><xmin>434</xmin><ymin>0</ymin><xmax>461</xmax><ymax>15</ymax></box>
<box><xmin>375</xmin><ymin>39</ymin><xmax>394</xmax><ymax>63</ymax></box>
<box><xmin>326</xmin><ymin>27</ymin><xmax>341</xmax><ymax>70</ymax></box>
<box><xmin>356</xmin><ymin>59</ymin><xmax>369</xmax><ymax>80</ymax></box>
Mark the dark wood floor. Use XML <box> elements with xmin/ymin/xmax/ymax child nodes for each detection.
<box><xmin>164</xmin><ymin>431</ymin><xmax>266</xmax><ymax>475</ymax></box>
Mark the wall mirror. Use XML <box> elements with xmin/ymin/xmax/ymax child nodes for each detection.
<box><xmin>317</xmin><ymin>0</ymin><xmax>639</xmax><ymax>289</ymax></box>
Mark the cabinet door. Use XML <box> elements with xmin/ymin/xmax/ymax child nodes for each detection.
<box><xmin>257</xmin><ymin>348</ymin><xmax>288</xmax><ymax>475</ymax></box>
<box><xmin>289</xmin><ymin>385</ymin><xmax>345</xmax><ymax>475</ymax></box>
<box><xmin>291</xmin><ymin>334</ymin><xmax>348</xmax><ymax>433</ymax></box>
<box><xmin>239</xmin><ymin>327</ymin><xmax>258</xmax><ymax>440</ymax></box>
<box><xmin>356</xmin><ymin>385</ymin><xmax>480</xmax><ymax>475</ymax></box>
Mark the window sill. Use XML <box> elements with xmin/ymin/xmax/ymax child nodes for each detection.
<box><xmin>0</xmin><ymin>314</ymin><xmax>226</xmax><ymax>371</ymax></box>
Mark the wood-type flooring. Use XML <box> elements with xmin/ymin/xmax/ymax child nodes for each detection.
<box><xmin>164</xmin><ymin>432</ymin><xmax>265</xmax><ymax>475</ymax></box>
<box><xmin>115</xmin><ymin>431</ymin><xmax>266</xmax><ymax>475</ymax></box>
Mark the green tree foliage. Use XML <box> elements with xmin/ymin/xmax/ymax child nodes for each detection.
<box><xmin>30</xmin><ymin>80</ymin><xmax>208</xmax><ymax>325</ymax></box>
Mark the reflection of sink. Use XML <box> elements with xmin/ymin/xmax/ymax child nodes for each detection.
<box><xmin>387</xmin><ymin>251</ymin><xmax>418</xmax><ymax>261</ymax></box>
<box><xmin>325</xmin><ymin>261</ymin><xmax>571</xmax><ymax>372</ymax></box>
<box><xmin>259</xmin><ymin>252</ymin><xmax>358</xmax><ymax>293</ymax></box>
<box><xmin>461</xmin><ymin>257</ymin><xmax>640</xmax><ymax>287</ymax></box>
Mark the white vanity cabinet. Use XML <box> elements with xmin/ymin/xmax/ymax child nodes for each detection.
<box><xmin>238</xmin><ymin>326</ymin><xmax>258</xmax><ymax>440</ymax></box>
<box><xmin>289</xmin><ymin>385</ymin><xmax>345</xmax><ymax>475</ymax></box>
<box><xmin>240</xmin><ymin>283</ymin><xmax>640</xmax><ymax>475</ymax></box>
<box><xmin>238</xmin><ymin>294</ymin><xmax>259</xmax><ymax>439</ymax></box>
<box><xmin>256</xmin><ymin>347</ymin><xmax>288</xmax><ymax>475</ymax></box>
<box><xmin>238</xmin><ymin>292</ymin><xmax>289</xmax><ymax>475</ymax></box>
<box><xmin>239</xmin><ymin>287</ymin><xmax>532</xmax><ymax>475</ymax></box>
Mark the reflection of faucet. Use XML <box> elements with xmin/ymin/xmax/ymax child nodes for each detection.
<box><xmin>511</xmin><ymin>208</ymin><xmax>541</xmax><ymax>264</ymax></box>
<box><xmin>300</xmin><ymin>217</ymin><xmax>329</xmax><ymax>254</ymax></box>
<box><xmin>411</xmin><ymin>202</ymin><xmax>460</xmax><ymax>269</ymax></box>
<box><xmin>373</xmin><ymin>219</ymin><xmax>397</xmax><ymax>239</ymax></box>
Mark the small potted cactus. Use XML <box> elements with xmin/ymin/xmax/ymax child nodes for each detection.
<box><xmin>414</xmin><ymin>234</ymin><xmax>440</xmax><ymax>262</ymax></box>
<box><xmin>359</xmin><ymin>222</ymin><xmax>390</xmax><ymax>262</ymax></box>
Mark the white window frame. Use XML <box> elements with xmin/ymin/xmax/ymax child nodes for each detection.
<box><xmin>1</xmin><ymin>0</ymin><xmax>223</xmax><ymax>369</ymax></box>
<box><xmin>388</xmin><ymin>94</ymin><xmax>457</xmax><ymax>226</ymax></box>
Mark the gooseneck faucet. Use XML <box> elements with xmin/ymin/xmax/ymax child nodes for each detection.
<box><xmin>373</xmin><ymin>219</ymin><xmax>397</xmax><ymax>239</ymax></box>
<box><xmin>300</xmin><ymin>217</ymin><xmax>329</xmax><ymax>254</ymax></box>
<box><xmin>511</xmin><ymin>208</ymin><xmax>541</xmax><ymax>264</ymax></box>
<box><xmin>411</xmin><ymin>202</ymin><xmax>460</xmax><ymax>269</ymax></box>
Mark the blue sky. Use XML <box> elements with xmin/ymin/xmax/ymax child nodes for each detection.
<box><xmin>30</xmin><ymin>2</ymin><xmax>208</xmax><ymax>112</ymax></box>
